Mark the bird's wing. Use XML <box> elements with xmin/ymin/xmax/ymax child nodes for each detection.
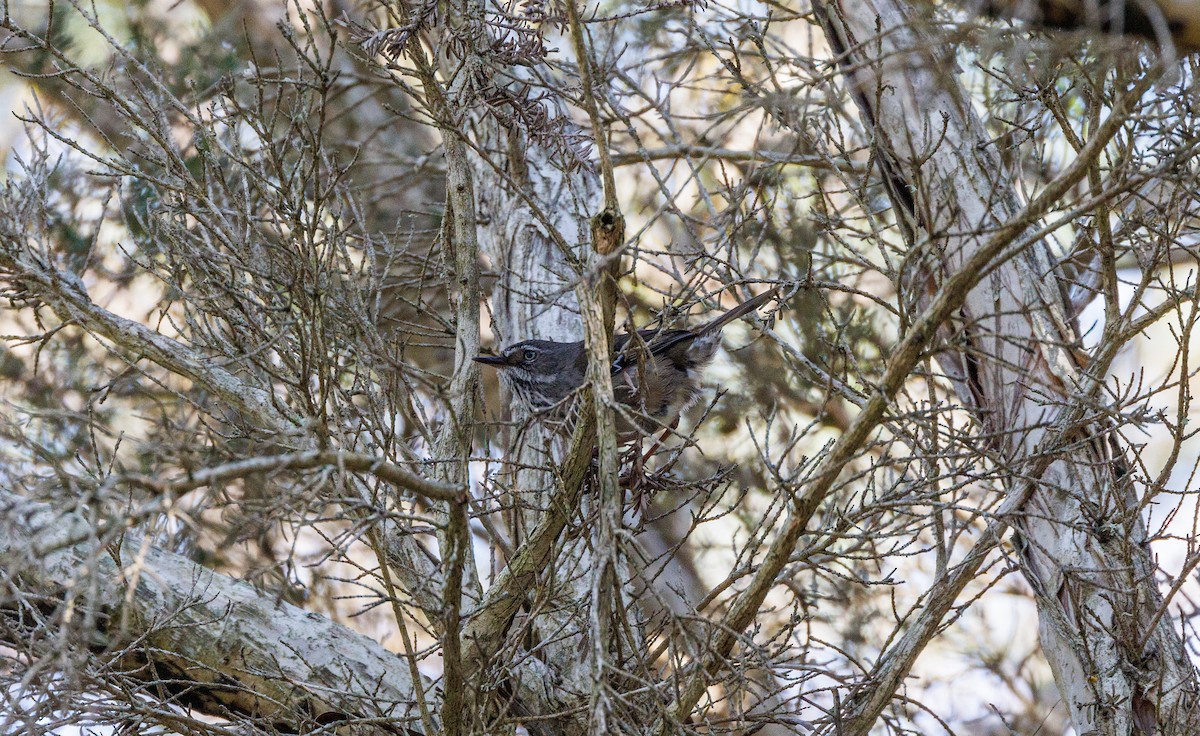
<box><xmin>611</xmin><ymin>329</ymin><xmax>695</xmax><ymax>375</ymax></box>
<box><xmin>609</xmin><ymin>288</ymin><xmax>778</xmax><ymax>374</ymax></box>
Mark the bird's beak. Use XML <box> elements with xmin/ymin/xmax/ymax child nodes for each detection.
<box><xmin>473</xmin><ymin>354</ymin><xmax>508</xmax><ymax>367</ymax></box>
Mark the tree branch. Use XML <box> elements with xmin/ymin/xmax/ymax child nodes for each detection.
<box><xmin>0</xmin><ymin>489</ymin><xmax>433</xmax><ymax>732</ymax></box>
<box><xmin>118</xmin><ymin>450</ymin><xmax>464</xmax><ymax>502</ymax></box>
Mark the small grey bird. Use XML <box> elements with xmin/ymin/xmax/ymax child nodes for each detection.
<box><xmin>474</xmin><ymin>288</ymin><xmax>778</xmax><ymax>432</ymax></box>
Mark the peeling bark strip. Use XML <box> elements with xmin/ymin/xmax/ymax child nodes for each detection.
<box><xmin>813</xmin><ymin>0</ymin><xmax>1200</xmax><ymax>733</ymax></box>
<box><xmin>0</xmin><ymin>490</ymin><xmax>431</xmax><ymax>733</ymax></box>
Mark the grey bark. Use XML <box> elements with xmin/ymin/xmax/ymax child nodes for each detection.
<box><xmin>469</xmin><ymin>121</ymin><xmax>618</xmax><ymax>736</ymax></box>
<box><xmin>0</xmin><ymin>489</ymin><xmax>432</xmax><ymax>732</ymax></box>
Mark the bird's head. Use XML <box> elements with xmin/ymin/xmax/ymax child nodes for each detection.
<box><xmin>474</xmin><ymin>339</ymin><xmax>586</xmax><ymax>409</ymax></box>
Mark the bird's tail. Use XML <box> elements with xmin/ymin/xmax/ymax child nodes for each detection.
<box><xmin>695</xmin><ymin>286</ymin><xmax>780</xmax><ymax>336</ymax></box>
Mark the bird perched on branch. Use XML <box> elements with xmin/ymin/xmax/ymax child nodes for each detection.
<box><xmin>474</xmin><ymin>287</ymin><xmax>779</xmax><ymax>435</ymax></box>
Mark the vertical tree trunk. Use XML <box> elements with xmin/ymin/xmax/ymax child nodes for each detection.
<box><xmin>469</xmin><ymin>114</ymin><xmax>626</xmax><ymax>735</ymax></box>
<box><xmin>812</xmin><ymin>1</ymin><xmax>1200</xmax><ymax>733</ymax></box>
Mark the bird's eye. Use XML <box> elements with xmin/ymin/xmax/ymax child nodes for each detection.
<box><xmin>523</xmin><ymin>349</ymin><xmax>538</xmax><ymax>362</ymax></box>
